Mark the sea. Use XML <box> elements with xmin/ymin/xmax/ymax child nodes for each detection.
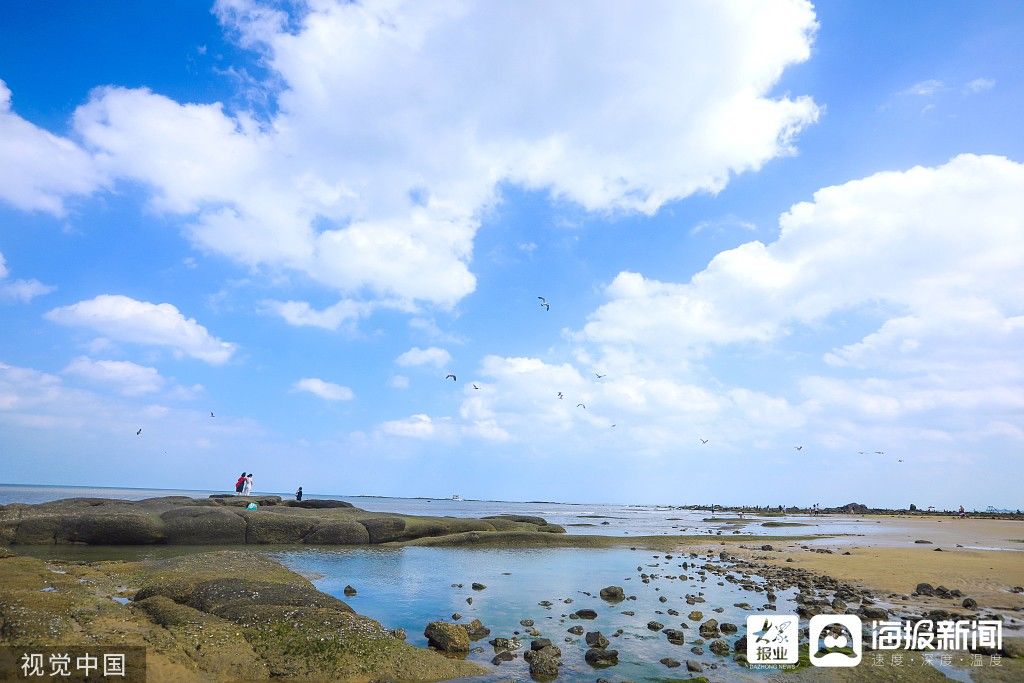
<box><xmin>0</xmin><ymin>483</ymin><xmax>958</xmax><ymax>681</ymax></box>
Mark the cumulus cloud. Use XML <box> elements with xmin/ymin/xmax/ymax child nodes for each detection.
<box><xmin>393</xmin><ymin>155</ymin><xmax>1024</xmax><ymax>460</ymax></box>
<box><xmin>291</xmin><ymin>377</ymin><xmax>354</xmax><ymax>401</ymax></box>
<box><xmin>378</xmin><ymin>413</ymin><xmax>444</xmax><ymax>439</ymax></box>
<box><xmin>0</xmin><ymin>80</ymin><xmax>105</xmax><ymax>215</ymax></box>
<box><xmin>902</xmin><ymin>79</ymin><xmax>945</xmax><ymax>96</ymax></box>
<box><xmin>964</xmin><ymin>78</ymin><xmax>995</xmax><ymax>94</ymax></box>
<box><xmin>263</xmin><ymin>298</ymin><xmax>375</xmax><ymax>330</ymax></box>
<box><xmin>0</xmin><ymin>251</ymin><xmax>56</xmax><ymax>303</ymax></box>
<box><xmin>395</xmin><ymin>346</ymin><xmax>452</xmax><ymax>368</ymax></box>
<box><xmin>63</xmin><ymin>356</ymin><xmax>165</xmax><ymax>396</ymax></box>
<box><xmin>45</xmin><ymin>295</ymin><xmax>237</xmax><ymax>364</ymax></box>
<box><xmin>0</xmin><ymin>0</ymin><xmax>819</xmax><ymax>312</ymax></box>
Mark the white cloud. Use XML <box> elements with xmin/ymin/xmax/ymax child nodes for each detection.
<box><xmin>45</xmin><ymin>294</ymin><xmax>237</xmax><ymax>364</ymax></box>
<box><xmin>388</xmin><ymin>374</ymin><xmax>410</xmax><ymax>390</ymax></box>
<box><xmin>0</xmin><ymin>0</ymin><xmax>817</xmax><ymax>312</ymax></box>
<box><xmin>902</xmin><ymin>79</ymin><xmax>945</xmax><ymax>96</ymax></box>
<box><xmin>378</xmin><ymin>413</ymin><xmax>444</xmax><ymax>439</ymax></box>
<box><xmin>0</xmin><ymin>80</ymin><xmax>105</xmax><ymax>215</ymax></box>
<box><xmin>395</xmin><ymin>346</ymin><xmax>452</xmax><ymax>368</ymax></box>
<box><xmin>690</xmin><ymin>215</ymin><xmax>757</xmax><ymax>236</ymax></box>
<box><xmin>964</xmin><ymin>78</ymin><xmax>995</xmax><ymax>94</ymax></box>
<box><xmin>292</xmin><ymin>377</ymin><xmax>354</xmax><ymax>401</ymax></box>
<box><xmin>0</xmin><ymin>251</ymin><xmax>56</xmax><ymax>303</ymax></box>
<box><xmin>384</xmin><ymin>155</ymin><xmax>1024</xmax><ymax>462</ymax></box>
<box><xmin>263</xmin><ymin>298</ymin><xmax>375</xmax><ymax>330</ymax></box>
<box><xmin>63</xmin><ymin>356</ymin><xmax>165</xmax><ymax>396</ymax></box>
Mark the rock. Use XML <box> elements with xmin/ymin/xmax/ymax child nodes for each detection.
<box><xmin>303</xmin><ymin>520</ymin><xmax>370</xmax><ymax>544</ymax></box>
<box><xmin>710</xmin><ymin>639</ymin><xmax>730</xmax><ymax>655</ymax></box>
<box><xmin>466</xmin><ymin>597</ymin><xmax>473</xmax><ymax>604</ymax></box>
<box><xmin>861</xmin><ymin>606</ymin><xmax>888</xmax><ymax>620</ymax></box>
<box><xmin>664</xmin><ymin>629</ymin><xmax>685</xmax><ymax>645</ymax></box>
<box><xmin>915</xmin><ymin>583</ymin><xmax>936</xmax><ymax>596</ymax></box>
<box><xmin>283</xmin><ymin>498</ymin><xmax>354</xmax><ymax>509</ymax></box>
<box><xmin>574</xmin><ymin>609</ymin><xmax>598</xmax><ymax>619</ymax></box>
<box><xmin>461</xmin><ymin>618</ymin><xmax>491</xmax><ymax>640</ymax></box>
<box><xmin>687</xmin><ymin>659</ymin><xmax>704</xmax><ymax>672</ymax></box>
<box><xmin>358</xmin><ymin>516</ymin><xmax>407</xmax><ymax>543</ymax></box>
<box><xmin>161</xmin><ymin>506</ymin><xmax>246</xmax><ymax>544</ymax></box>
<box><xmin>451</xmin><ymin>612</ymin><xmax>462</xmax><ymax>620</ymax></box>
<box><xmin>491</xmin><ymin>651</ymin><xmax>515</xmax><ymax>664</ymax></box>
<box><xmin>584</xmin><ymin>648</ymin><xmax>619</xmax><ymax>667</ymax></box>
<box><xmin>586</xmin><ymin>631</ymin><xmax>609</xmax><ymax>649</ymax></box>
<box><xmin>660</xmin><ymin>657</ymin><xmax>681</xmax><ymax>668</ymax></box>
<box><xmin>647</xmin><ymin>621</ymin><xmax>665</xmax><ymax>630</ymax></box>
<box><xmin>599</xmin><ymin>586</ymin><xmax>625</xmax><ymax>602</ymax></box>
<box><xmin>761</xmin><ymin>544</ymin><xmax>774</xmax><ymax>551</ymax></box>
<box><xmin>472</xmin><ymin>582</ymin><xmax>487</xmax><ymax>591</ymax></box>
<box><xmin>688</xmin><ymin>610</ymin><xmax>703</xmax><ymax>621</ymax></box>
<box><xmin>390</xmin><ymin>627</ymin><xmax>406</xmax><ymax>640</ymax></box>
<box><xmin>520</xmin><ymin>618</ymin><xmax>534</xmax><ymax>627</ymax></box>
<box><xmin>914</xmin><ymin>539</ymin><xmax>933</xmax><ymax>544</ymax></box>
<box><xmin>567</xmin><ymin>625</ymin><xmax>584</xmax><ymax>635</ymax></box>
<box><xmin>720</xmin><ymin>622</ymin><xmax>738</xmax><ymax>634</ymax></box>
<box><xmin>531</xmin><ymin>638</ymin><xmax>553</xmax><ymax>651</ymax></box>
<box><xmin>831</xmin><ymin>598</ymin><xmax>847</xmax><ymax>612</ymax></box>
<box><xmin>963</xmin><ymin>598</ymin><xmax>978</xmax><ymax>609</ymax></box>
<box><xmin>489</xmin><ymin>637</ymin><xmax>521</xmax><ymax>651</ymax></box>
<box><xmin>735</xmin><ymin>635</ymin><xmax>747</xmax><ymax>652</ymax></box>
<box><xmin>698</xmin><ymin>619</ymin><xmax>720</xmax><ymax>638</ymax></box>
<box><xmin>524</xmin><ymin>646</ymin><xmax>561</xmax><ymax>680</ymax></box>
<box><xmin>343</xmin><ymin>584</ymin><xmax>357</xmax><ymax>596</ymax></box>
<box><xmin>424</xmin><ymin>621</ymin><xmax>470</xmax><ymax>652</ymax></box>
<box><xmin>659</xmin><ymin>595</ymin><xmax>668</xmax><ymax>603</ymax></box>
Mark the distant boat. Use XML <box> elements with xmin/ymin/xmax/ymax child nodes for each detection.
<box><xmin>451</xmin><ymin>494</ymin><xmax>462</xmax><ymax>501</ymax></box>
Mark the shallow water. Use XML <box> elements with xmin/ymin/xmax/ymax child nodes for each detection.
<box><xmin>275</xmin><ymin>545</ymin><xmax>794</xmax><ymax>681</ymax></box>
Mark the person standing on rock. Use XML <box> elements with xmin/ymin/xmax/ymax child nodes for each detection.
<box><xmin>234</xmin><ymin>471</ymin><xmax>247</xmax><ymax>495</ymax></box>
<box><xmin>242</xmin><ymin>473</ymin><xmax>253</xmax><ymax>496</ymax></box>
<box><xmin>295</xmin><ymin>486</ymin><xmax>303</xmax><ymax>501</ymax></box>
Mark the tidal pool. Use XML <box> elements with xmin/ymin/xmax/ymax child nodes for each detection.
<box><xmin>276</xmin><ymin>545</ymin><xmax>798</xmax><ymax>681</ymax></box>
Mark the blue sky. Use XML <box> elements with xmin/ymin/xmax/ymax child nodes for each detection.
<box><xmin>1</xmin><ymin>1</ymin><xmax>1022</xmax><ymax>508</ymax></box>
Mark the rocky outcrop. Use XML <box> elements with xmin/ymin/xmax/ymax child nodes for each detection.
<box><xmin>424</xmin><ymin>622</ymin><xmax>470</xmax><ymax>653</ymax></box>
<box><xmin>0</xmin><ymin>496</ymin><xmax>565</xmax><ymax>546</ymax></box>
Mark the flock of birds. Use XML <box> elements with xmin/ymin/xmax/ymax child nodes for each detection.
<box><xmin>133</xmin><ymin>295</ymin><xmax>901</xmax><ymax>462</ymax></box>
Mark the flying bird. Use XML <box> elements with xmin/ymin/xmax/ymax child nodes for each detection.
<box><xmin>794</xmin><ymin>446</ymin><xmax>803</xmax><ymax>451</ymax></box>
<box><xmin>472</xmin><ymin>384</ymin><xmax>480</xmax><ymax>390</ymax></box>
<box><xmin>875</xmin><ymin>451</ymin><xmax>885</xmax><ymax>455</ymax></box>
<box><xmin>700</xmin><ymin>438</ymin><xmax>709</xmax><ymax>445</ymax></box>
<box><xmin>577</xmin><ymin>403</ymin><xmax>586</xmax><ymax>409</ymax></box>
<box><xmin>210</xmin><ymin>411</ymin><xmax>215</xmax><ymax>418</ymax></box>
<box><xmin>557</xmin><ymin>392</ymin><xmax>564</xmax><ymax>399</ymax></box>
<box><xmin>445</xmin><ymin>374</ymin><xmax>457</xmax><ymax>381</ymax></box>
<box><xmin>136</xmin><ymin>428</ymin><xmax>142</xmax><ymax>436</ymax></box>
<box><xmin>537</xmin><ymin>296</ymin><xmax>547</xmax><ymax>304</ymax></box>
<box><xmin>595</xmin><ymin>373</ymin><xmax>606</xmax><ymax>379</ymax></box>
<box><xmin>858</xmin><ymin>451</ymin><xmax>866</xmax><ymax>455</ymax></box>
<box><xmin>898</xmin><ymin>458</ymin><xmax>903</xmax><ymax>462</ymax></box>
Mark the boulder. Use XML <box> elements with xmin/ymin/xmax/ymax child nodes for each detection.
<box><xmin>710</xmin><ymin>639</ymin><xmax>730</xmax><ymax>655</ymax></box>
<box><xmin>461</xmin><ymin>618</ymin><xmax>491</xmax><ymax>640</ymax></box>
<box><xmin>599</xmin><ymin>586</ymin><xmax>625</xmax><ymax>602</ymax></box>
<box><xmin>687</xmin><ymin>659</ymin><xmax>704</xmax><ymax>672</ymax></box>
<box><xmin>303</xmin><ymin>520</ymin><xmax>370</xmax><ymax>545</ymax></box>
<box><xmin>242</xmin><ymin>510</ymin><xmax>318</xmax><ymax>544</ymax></box>
<box><xmin>358</xmin><ymin>516</ymin><xmax>407</xmax><ymax>543</ymax></box>
<box><xmin>664</xmin><ymin>629</ymin><xmax>685</xmax><ymax>645</ymax></box>
<box><xmin>424</xmin><ymin>621</ymin><xmax>470</xmax><ymax>652</ymax></box>
<box><xmin>584</xmin><ymin>648</ymin><xmax>619</xmax><ymax>667</ymax></box>
<box><xmin>567</xmin><ymin>625</ymin><xmax>584</xmax><ymax>635</ymax></box>
<box><xmin>57</xmin><ymin>511</ymin><xmax>165</xmax><ymax>545</ymax></box>
<box><xmin>524</xmin><ymin>646</ymin><xmax>561</xmax><ymax>680</ymax></box>
<box><xmin>699</xmin><ymin>619</ymin><xmax>720</xmax><ymax>638</ymax></box>
<box><xmin>574</xmin><ymin>609</ymin><xmax>598</xmax><ymax>619</ymax></box>
<box><xmin>585</xmin><ymin>631</ymin><xmax>609</xmax><ymax>649</ymax></box>
<box><xmin>282</xmin><ymin>499</ymin><xmax>354</xmax><ymax>509</ymax></box>
<box><xmin>660</xmin><ymin>657</ymin><xmax>681</xmax><ymax>668</ymax></box>
<box><xmin>161</xmin><ymin>506</ymin><xmax>246</xmax><ymax>544</ymax></box>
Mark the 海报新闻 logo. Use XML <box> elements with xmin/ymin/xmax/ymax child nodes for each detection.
<box><xmin>746</xmin><ymin>614</ymin><xmax>798</xmax><ymax>665</ymax></box>
<box><xmin>809</xmin><ymin>614</ymin><xmax>863</xmax><ymax>667</ymax></box>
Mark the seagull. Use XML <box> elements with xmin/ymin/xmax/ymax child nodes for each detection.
<box><xmin>557</xmin><ymin>392</ymin><xmax>564</xmax><ymax>399</ymax></box>
<box><xmin>700</xmin><ymin>438</ymin><xmax>709</xmax><ymax>445</ymax></box>
<box><xmin>472</xmin><ymin>383</ymin><xmax>480</xmax><ymax>390</ymax></box>
<box><xmin>874</xmin><ymin>451</ymin><xmax>885</xmax><ymax>455</ymax></box>
<box><xmin>445</xmin><ymin>374</ymin><xmax>457</xmax><ymax>381</ymax></box>
<box><xmin>595</xmin><ymin>373</ymin><xmax>606</xmax><ymax>379</ymax></box>
<box><xmin>611</xmin><ymin>424</ymin><xmax>616</xmax><ymax>428</ymax></box>
<box><xmin>858</xmin><ymin>451</ymin><xmax>866</xmax><ymax>455</ymax></box>
<box><xmin>538</xmin><ymin>296</ymin><xmax>547</xmax><ymax>304</ymax></box>
<box><xmin>577</xmin><ymin>403</ymin><xmax>586</xmax><ymax>409</ymax></box>
<box><xmin>210</xmin><ymin>411</ymin><xmax>215</xmax><ymax>418</ymax></box>
<box><xmin>898</xmin><ymin>458</ymin><xmax>903</xmax><ymax>462</ymax></box>
<box><xmin>794</xmin><ymin>446</ymin><xmax>803</xmax><ymax>451</ymax></box>
<box><xmin>136</xmin><ymin>428</ymin><xmax>142</xmax><ymax>436</ymax></box>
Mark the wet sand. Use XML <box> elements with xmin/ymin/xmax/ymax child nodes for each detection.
<box><xmin>731</xmin><ymin>515</ymin><xmax>1024</xmax><ymax>611</ymax></box>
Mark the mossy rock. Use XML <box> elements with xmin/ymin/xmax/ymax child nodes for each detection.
<box><xmin>359</xmin><ymin>516</ymin><xmax>408</xmax><ymax>543</ymax></box>
<box><xmin>241</xmin><ymin>510</ymin><xmax>319</xmax><ymax>544</ymax></box>
<box><xmin>57</xmin><ymin>511</ymin><xmax>165</xmax><ymax>544</ymax></box>
<box><xmin>303</xmin><ymin>520</ymin><xmax>371</xmax><ymax>545</ymax></box>
<box><xmin>161</xmin><ymin>506</ymin><xmax>247</xmax><ymax>544</ymax></box>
